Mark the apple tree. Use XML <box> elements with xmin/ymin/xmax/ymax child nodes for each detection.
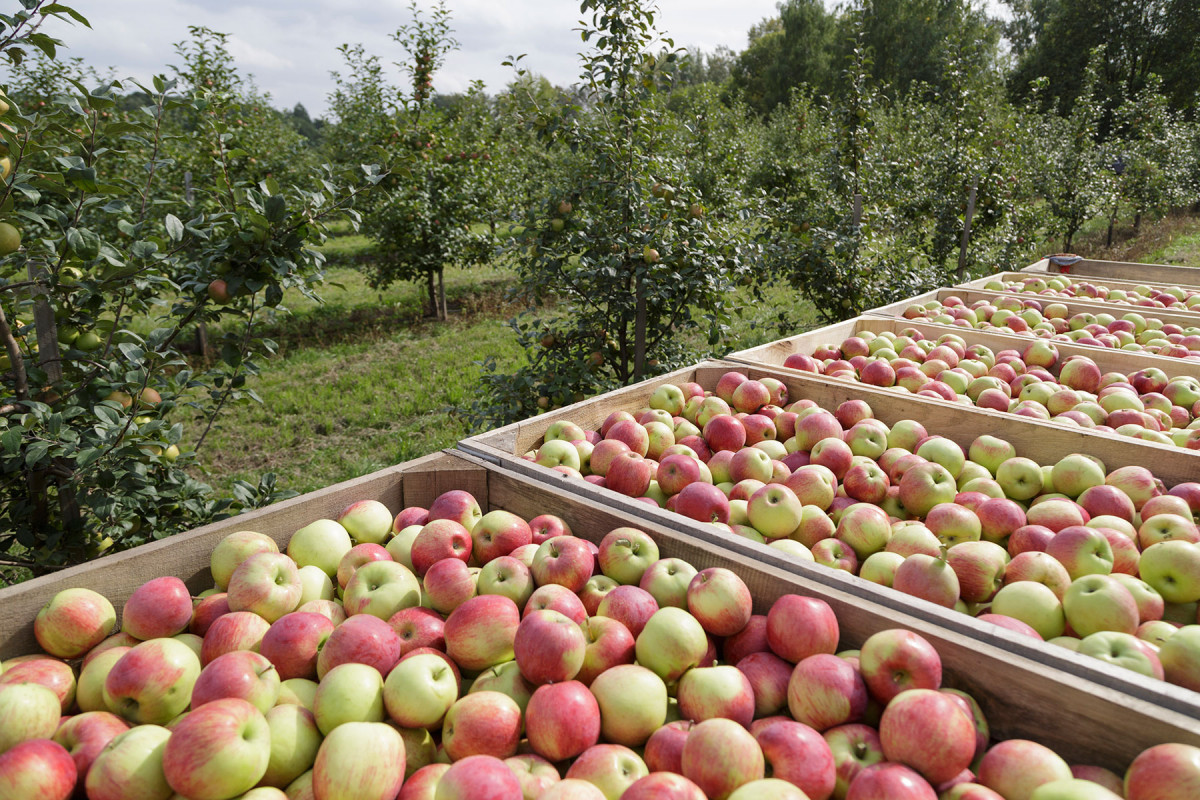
<box><xmin>467</xmin><ymin>0</ymin><xmax>754</xmax><ymax>427</ymax></box>
<box><xmin>0</xmin><ymin>2</ymin><xmax>382</xmax><ymax>579</ymax></box>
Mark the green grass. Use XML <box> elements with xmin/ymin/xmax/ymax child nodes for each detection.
<box><xmin>1148</xmin><ymin>227</ymin><xmax>1200</xmax><ymax>266</ymax></box>
<box><xmin>191</xmin><ymin>311</ymin><xmax>526</xmax><ymax>496</ymax></box>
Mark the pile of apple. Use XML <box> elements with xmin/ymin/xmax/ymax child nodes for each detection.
<box><xmin>525</xmin><ymin>371</ymin><xmax>1200</xmax><ymax>689</ymax></box>
<box><xmin>776</xmin><ymin>327</ymin><xmax>1200</xmax><ymax>449</ymax></box>
<box><xmin>897</xmin><ymin>295</ymin><xmax>1200</xmax><ymax>360</ymax></box>
<box><xmin>981</xmin><ymin>275</ymin><xmax>1200</xmax><ymax>312</ymax></box>
<box><xmin>3</xmin><ymin>492</ymin><xmax>1200</xmax><ymax>800</ymax></box>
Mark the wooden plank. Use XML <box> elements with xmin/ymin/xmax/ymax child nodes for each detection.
<box><xmin>1023</xmin><ymin>257</ymin><xmax>1200</xmax><ymax>287</ymax></box>
<box><xmin>0</xmin><ymin>452</ymin><xmax>465</xmax><ymax>659</ymax></box>
<box><xmin>727</xmin><ymin>314</ymin><xmax>1200</xmax><ymax>381</ymax></box>
<box><xmin>869</xmin><ymin>287</ymin><xmax>1200</xmax><ymax>330</ymax></box>
<box><xmin>2</xmin><ymin>447</ymin><xmax>1197</xmax><ymax>770</ymax></box>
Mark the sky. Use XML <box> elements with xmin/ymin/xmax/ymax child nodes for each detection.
<box><xmin>48</xmin><ymin>0</ymin><xmax>790</xmax><ymax>117</ymax></box>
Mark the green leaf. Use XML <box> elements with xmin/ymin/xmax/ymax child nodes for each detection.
<box><xmin>25</xmin><ymin>441</ymin><xmax>50</xmax><ymax>467</ymax></box>
<box><xmin>164</xmin><ymin>214</ymin><xmax>183</xmax><ymax>242</ymax></box>
<box><xmin>1</xmin><ymin>427</ymin><xmax>21</xmax><ymax>453</ymax></box>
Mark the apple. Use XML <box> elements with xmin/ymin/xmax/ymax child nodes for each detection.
<box><xmin>34</xmin><ymin>587</ymin><xmax>117</xmax><ymax>659</ymax></box>
<box><xmin>977</xmin><ymin>739</ymin><xmax>1073</xmax><ymax>800</ymax></box>
<box><xmin>675</xmin><ymin>482</ymin><xmax>732</xmax><ymax>524</ymax></box>
<box><xmin>1078</xmin><ymin>631</ymin><xmax>1164</xmax><ymax>679</ymax></box>
<box><xmin>687</xmin><ymin>567</ymin><xmax>752</xmax><ymax>637</ymax></box>
<box><xmin>383</xmin><ymin>651</ymin><xmax>458</xmax><ymax>729</ymax></box>
<box><xmin>0</xmin><ymin>682</ymin><xmax>60</xmax><ymax>753</ymax></box>
<box><xmin>335</xmin><ymin>543</ymin><xmax>392</xmax><ymax>592</ymax></box>
<box><xmin>1139</xmin><ymin>541</ymin><xmax>1200</xmax><ymax>604</ymax></box>
<box><xmin>1063</xmin><ymin>574</ymin><xmax>1140</xmax><ymax>637</ymax></box>
<box><xmin>526</xmin><ymin>583</ymin><xmax>588</xmax><ymax>624</ymax></box>
<box><xmin>507</xmin><ymin>754</ymin><xmax>561</xmax><ymax>800</ymax></box>
<box><xmin>677</xmin><ymin>664</ymin><xmax>756</xmax><ymax>726</ymax></box>
<box><xmin>893</xmin><ymin>554</ymin><xmax>960</xmax><ymax>609</ymax></box>
<box><xmin>477</xmin><ymin>555</ymin><xmax>535</xmax><ymax>608</ymax></box>
<box><xmin>316</xmin><ymin>613</ymin><xmax>401</xmax><ymax>678</ymax></box>
<box><xmin>337</xmin><ymin>499</ymin><xmax>394</xmax><ymax>544</ymax></box>
<box><xmin>226</xmin><ymin>552</ymin><xmax>303</xmax><ymax>623</ymax></box>
<box><xmin>736</xmin><ymin>651</ymin><xmax>792</xmax><ymax>717</ymax></box>
<box><xmin>1005</xmin><ymin>551</ymin><xmax>1072</xmax><ymax>598</ymax></box>
<box><xmin>996</xmin><ymin>457</ymin><xmax>1045</xmax><ymax>501</ymax></box>
<box><xmin>566</xmin><ymin>744</ymin><xmax>649</xmax><ymax>799</ymax></box>
<box><xmin>750</xmin><ymin>716</ymin><xmax>836</xmax><ymax>800</ymax></box>
<box><xmin>1159</xmin><ymin>626</ymin><xmax>1200</xmax><ymax>690</ymax></box>
<box><xmin>444</xmin><ymin>594</ymin><xmax>521</xmax><ymax>672</ymax></box>
<box><xmin>624</xmin><ymin>772</ymin><xmax>707</xmax><ymax>800</ymax></box>
<box><xmin>199</xmin><ymin>610</ymin><xmax>271</xmax><ymax>665</ymax></box>
<box><xmin>825</xmin><ymin>723</ymin><xmax>885</xmax><ymax>798</ymax></box>
<box><xmin>163</xmin><ymin>697</ymin><xmax>271</xmax><ymax>799</ymax></box>
<box><xmin>343</xmin><ymin>560</ymin><xmax>422</xmax><ymax>619</ymax></box>
<box><xmin>0</xmin><ymin>739</ymin><xmax>76</xmax><ymax>800</ymax></box>
<box><xmin>598</xmin><ymin>527</ymin><xmax>660</xmax><ymax>585</ymax></box>
<box><xmin>82</xmin><ymin>723</ymin><xmax>172</xmax><ymax>800</ymax></box>
<box><xmin>537</xmin><ymin>778</ymin><xmax>609</xmax><ymax>799</ymax></box>
<box><xmin>260</xmin><ymin>703</ymin><xmax>322</xmax><ymax>788</ymax></box>
<box><xmin>51</xmin><ymin>710</ymin><xmax>129</xmax><ymax>788</ymax></box>
<box><xmin>427</xmin><ymin>489</ymin><xmax>484</xmax><ymax>530</ymax></box>
<box><xmin>845</xmin><ymin>763</ymin><xmax>936</xmax><ymax>800</ymax></box>
<box><xmin>898</xmin><ymin>462</ymin><xmax>958</xmax><ymax>517</ymax></box>
<box><xmin>313</xmin><ymin>662</ymin><xmax>385</xmax><ymax>734</ymax></box>
<box><xmin>1124</xmin><ymin>743</ymin><xmax>1200</xmax><ymax>800</ymax></box>
<box><xmin>514</xmin><ymin>608</ymin><xmax>587</xmax><ymax>684</ymax></box>
<box><xmin>190</xmin><ymin>593</ymin><xmax>232</xmax><ymax>637</ymax></box>
<box><xmin>835</xmin><ymin>503</ymin><xmax>892</xmax><ymax>559</ymax></box>
<box><xmin>681</xmin><ymin>718</ymin><xmax>765</xmax><ymax>800</ymax></box>
<box><xmin>577</xmin><ymin>616</ymin><xmax>637</xmax><ymax>686</ymax></box>
<box><xmin>992</xmin><ymin>580</ymin><xmax>1067</xmax><ymax>639</ymax></box>
<box><xmin>640</xmin><ymin>557</ymin><xmax>699</xmax><ymax>609</ymax></box>
<box><xmin>312</xmin><ymin>721</ymin><xmax>406</xmax><ymax>800</ymax></box>
<box><xmin>767</xmin><ymin>594</ymin><xmax>839</xmax><ymax>664</ymax></box>
<box><xmin>526</xmin><ymin>680</ymin><xmax>602</xmax><ymax>761</ymax></box>
<box><xmin>259</xmin><ymin>612</ymin><xmax>334</xmax><ymax>681</ymax></box>
<box><xmin>606</xmin><ymin>452</ymin><xmax>654</xmax><ymax>497</ymax></box>
<box><xmin>422</xmin><ymin>558</ymin><xmax>478</xmax><ymax>615</ymax></box>
<box><xmin>191</xmin><ymin>649</ymin><xmax>280</xmax><ymax>713</ymax></box>
<box><xmin>104</xmin><ymin>637</ymin><xmax>200</xmax><ymax>724</ymax></box>
<box><xmin>636</xmin><ymin>607</ymin><xmax>708</xmax><ymax>682</ymax></box>
<box><xmin>468</xmin><ymin>659</ymin><xmax>534</xmax><ymax>715</ymax></box>
<box><xmin>579</xmin><ymin>574</ymin><xmax>620</xmax><ymax>615</ymax></box>
<box><xmin>443</xmin><ymin>691</ymin><xmax>522</xmax><ymax>761</ymax></box>
<box><xmin>211</xmin><ymin>530</ymin><xmax>280</xmax><ymax>590</ymax></box>
<box><xmin>596</xmin><ymin>585</ymin><xmax>659</xmax><ymax>637</ymax></box>
<box><xmin>947</xmin><ymin>541</ymin><xmax>1008</xmax><ymax>602</ymax></box>
<box><xmin>858</xmin><ymin>629</ymin><xmax>942</xmax><ymax>703</ymax></box>
<box><xmin>287</xmin><ymin>519</ymin><xmax>353</xmax><ymax>579</ymax></box>
<box><xmin>410</xmin><ymin>520</ymin><xmax>473</xmax><ymax>576</ymax></box>
<box><xmin>879</xmin><ymin>688</ymin><xmax>975</xmax><ymax>784</ymax></box>
<box><xmin>531</xmin><ymin>535</ymin><xmax>595</xmax><ymax>593</ymax></box>
<box><xmin>787</xmin><ymin>652</ymin><xmax>868</xmax><ymax>731</ymax></box>
<box><xmin>122</xmin><ymin>576</ymin><xmax>194</xmax><ymax>640</ymax></box>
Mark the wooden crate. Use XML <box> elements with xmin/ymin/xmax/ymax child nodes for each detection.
<box><xmin>869</xmin><ymin>287</ymin><xmax>1200</xmax><ymax>330</ymax></box>
<box><xmin>959</xmin><ymin>271</ymin><xmax>1200</xmax><ymax>314</ymax></box>
<box><xmin>463</xmin><ymin>360</ymin><xmax>1199</xmax><ymax>486</ymax></box>
<box><xmin>1022</xmin><ymin>256</ymin><xmax>1200</xmax><ymax>287</ymax></box>
<box><xmin>726</xmin><ymin>314</ymin><xmax>1200</xmax><ymax>381</ymax></box>
<box><xmin>2</xmin><ymin>450</ymin><xmax>1197</xmax><ymax>770</ymax></box>
<box><xmin>460</xmin><ymin>361</ymin><xmax>1200</xmax><ymax>726</ymax></box>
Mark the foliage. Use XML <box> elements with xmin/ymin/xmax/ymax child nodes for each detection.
<box><xmin>730</xmin><ymin>0</ymin><xmax>836</xmax><ymax>115</ymax></box>
<box><xmin>465</xmin><ymin>0</ymin><xmax>757</xmax><ymax>429</ymax></box>
<box><xmin>0</xmin><ymin>1</ymin><xmax>381</xmax><ymax>578</ymax></box>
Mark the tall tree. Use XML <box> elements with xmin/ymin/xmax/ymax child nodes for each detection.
<box><xmin>836</xmin><ymin>0</ymin><xmax>1001</xmax><ymax>99</ymax></box>
<box><xmin>1006</xmin><ymin>0</ymin><xmax>1199</xmax><ymax>118</ymax></box>
<box><xmin>731</xmin><ymin>0</ymin><xmax>836</xmax><ymax>115</ymax></box>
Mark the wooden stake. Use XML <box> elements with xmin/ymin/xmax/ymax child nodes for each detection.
<box><xmin>956</xmin><ymin>182</ymin><xmax>977</xmax><ymax>284</ymax></box>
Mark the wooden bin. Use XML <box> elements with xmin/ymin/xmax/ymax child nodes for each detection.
<box><xmin>459</xmin><ymin>361</ymin><xmax>1200</xmax><ymax>724</ymax></box>
<box><xmin>1</xmin><ymin>449</ymin><xmax>1197</xmax><ymax>770</ymax></box>
<box><xmin>959</xmin><ymin>271</ymin><xmax>1200</xmax><ymax>314</ymax></box>
<box><xmin>1022</xmin><ymin>256</ymin><xmax>1200</xmax><ymax>287</ymax></box>
<box><xmin>868</xmin><ymin>287</ymin><xmax>1200</xmax><ymax>330</ymax></box>
<box><xmin>726</xmin><ymin>314</ymin><xmax>1200</xmax><ymax>382</ymax></box>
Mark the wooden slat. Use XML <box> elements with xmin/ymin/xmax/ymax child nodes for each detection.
<box><xmin>868</xmin><ymin>287</ymin><xmax>1200</xmax><ymax>330</ymax></box>
<box><xmin>959</xmin><ymin>271</ymin><xmax>1200</xmax><ymax>316</ymax></box>
<box><xmin>727</xmin><ymin>315</ymin><xmax>1200</xmax><ymax>381</ymax></box>
<box><xmin>1023</xmin><ymin>257</ymin><xmax>1200</xmax><ymax>287</ymax></box>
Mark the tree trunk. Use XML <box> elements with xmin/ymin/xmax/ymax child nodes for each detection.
<box><xmin>426</xmin><ymin>270</ymin><xmax>437</xmax><ymax>318</ymax></box>
<box><xmin>633</xmin><ymin>276</ymin><xmax>646</xmax><ymax>383</ymax></box>
<box><xmin>437</xmin><ymin>267</ymin><xmax>447</xmax><ymax>320</ymax></box>
<box><xmin>1134</xmin><ymin>211</ymin><xmax>1142</xmax><ymax>234</ymax></box>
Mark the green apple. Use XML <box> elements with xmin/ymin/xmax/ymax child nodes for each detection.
<box><xmin>313</xmin><ymin>663</ymin><xmax>385</xmax><ymax>735</ymax></box>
